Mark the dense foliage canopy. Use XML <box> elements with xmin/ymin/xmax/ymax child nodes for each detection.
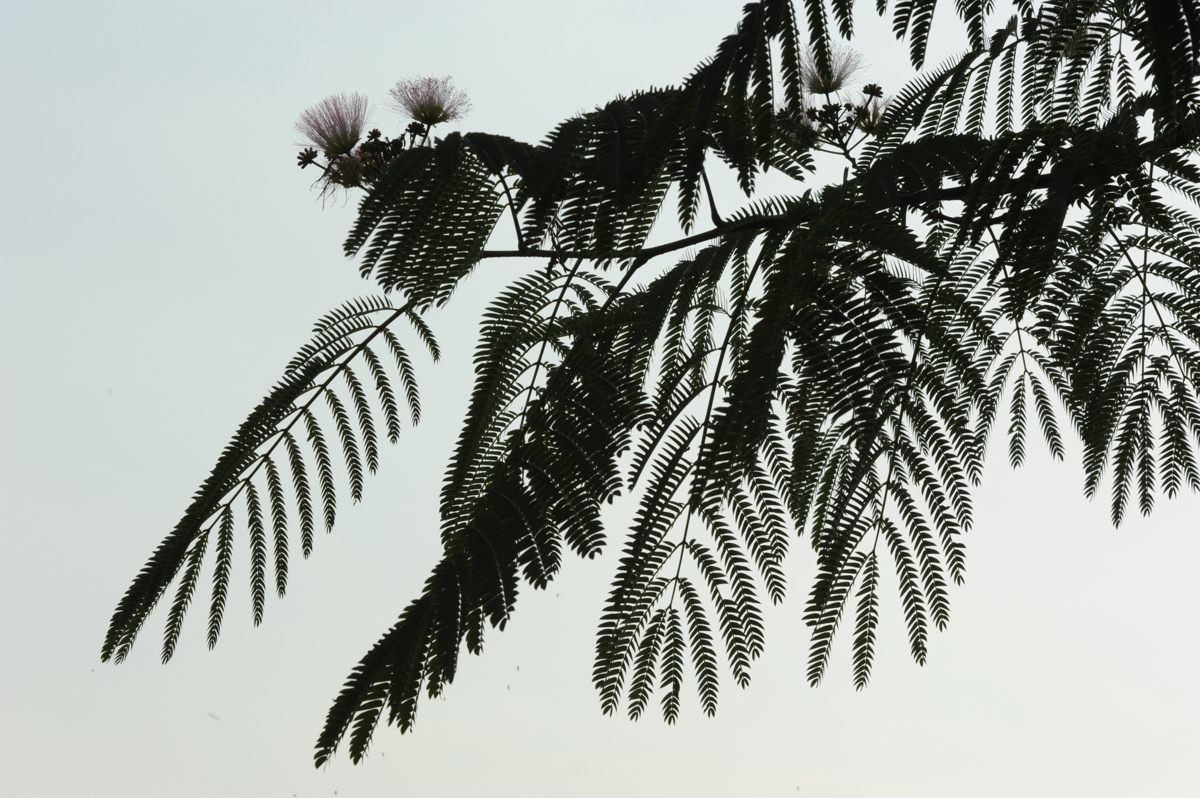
<box><xmin>104</xmin><ymin>0</ymin><xmax>1200</xmax><ymax>767</ymax></box>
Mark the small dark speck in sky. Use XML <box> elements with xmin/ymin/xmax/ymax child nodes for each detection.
<box><xmin>207</xmin><ymin>713</ymin><xmax>221</xmax><ymax>722</ymax></box>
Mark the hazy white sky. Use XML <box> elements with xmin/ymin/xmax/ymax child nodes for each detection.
<box><xmin>1</xmin><ymin>1</ymin><xmax>1197</xmax><ymax>796</ymax></box>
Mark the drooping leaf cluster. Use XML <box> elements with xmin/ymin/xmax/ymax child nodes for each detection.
<box><xmin>106</xmin><ymin>0</ymin><xmax>1200</xmax><ymax>768</ymax></box>
<box><xmin>102</xmin><ymin>297</ymin><xmax>436</xmax><ymax>664</ymax></box>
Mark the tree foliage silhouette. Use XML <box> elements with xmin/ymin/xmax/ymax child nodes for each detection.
<box><xmin>103</xmin><ymin>0</ymin><xmax>1200</xmax><ymax>767</ymax></box>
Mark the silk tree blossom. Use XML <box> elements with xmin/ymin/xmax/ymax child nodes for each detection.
<box><xmin>388</xmin><ymin>76</ymin><xmax>472</xmax><ymax>126</ymax></box>
<box><xmin>295</xmin><ymin>92</ymin><xmax>372</xmax><ymax>157</ymax></box>
<box><xmin>855</xmin><ymin>85</ymin><xmax>891</xmax><ymax>133</ymax></box>
<box><xmin>800</xmin><ymin>43</ymin><xmax>866</xmax><ymax>95</ymax></box>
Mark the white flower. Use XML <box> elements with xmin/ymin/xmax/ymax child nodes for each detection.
<box><xmin>800</xmin><ymin>43</ymin><xmax>866</xmax><ymax>95</ymax></box>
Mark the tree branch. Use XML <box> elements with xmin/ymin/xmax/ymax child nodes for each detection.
<box><xmin>478</xmin><ymin>130</ymin><xmax>1188</xmax><ymax>271</ymax></box>
<box><xmin>479</xmin><ymin>214</ymin><xmax>782</xmax><ymax>266</ymax></box>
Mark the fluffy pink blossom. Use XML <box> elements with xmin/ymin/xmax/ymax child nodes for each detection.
<box><xmin>295</xmin><ymin>93</ymin><xmax>371</xmax><ymax>157</ymax></box>
<box><xmin>388</xmin><ymin>76</ymin><xmax>472</xmax><ymax>126</ymax></box>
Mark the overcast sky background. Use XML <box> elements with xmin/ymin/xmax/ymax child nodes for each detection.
<box><xmin>2</xmin><ymin>1</ymin><xmax>1198</xmax><ymax>796</ymax></box>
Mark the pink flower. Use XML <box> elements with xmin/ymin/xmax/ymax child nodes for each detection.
<box><xmin>388</xmin><ymin>76</ymin><xmax>472</xmax><ymax>126</ymax></box>
<box><xmin>295</xmin><ymin>93</ymin><xmax>372</xmax><ymax>157</ymax></box>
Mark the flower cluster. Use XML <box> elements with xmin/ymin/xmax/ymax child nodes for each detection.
<box><xmin>388</xmin><ymin>76</ymin><xmax>472</xmax><ymax>127</ymax></box>
<box><xmin>854</xmin><ymin>83</ymin><xmax>889</xmax><ymax>133</ymax></box>
<box><xmin>799</xmin><ymin>43</ymin><xmax>866</xmax><ymax>95</ymax></box>
<box><xmin>294</xmin><ymin>78</ymin><xmax>472</xmax><ymax>197</ymax></box>
<box><xmin>776</xmin><ymin>79</ymin><xmax>891</xmax><ymax>161</ymax></box>
<box><xmin>294</xmin><ymin>92</ymin><xmax>372</xmax><ymax>158</ymax></box>
<box><xmin>779</xmin><ymin>43</ymin><xmax>891</xmax><ymax>152</ymax></box>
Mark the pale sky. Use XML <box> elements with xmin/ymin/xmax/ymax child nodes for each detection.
<box><xmin>1</xmin><ymin>1</ymin><xmax>1197</xmax><ymax>796</ymax></box>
